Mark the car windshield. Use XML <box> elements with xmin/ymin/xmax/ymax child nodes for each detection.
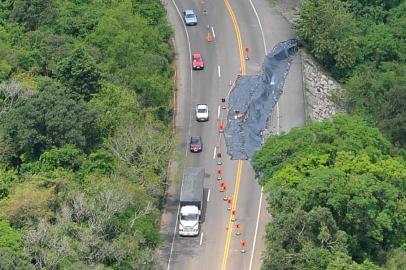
<box><xmin>197</xmin><ymin>108</ymin><xmax>207</xmax><ymax>113</ymax></box>
<box><xmin>191</xmin><ymin>138</ymin><xmax>200</xmax><ymax>144</ymax></box>
<box><xmin>186</xmin><ymin>14</ymin><xmax>195</xmax><ymax>18</ymax></box>
<box><xmin>181</xmin><ymin>213</ymin><xmax>199</xmax><ymax>221</ymax></box>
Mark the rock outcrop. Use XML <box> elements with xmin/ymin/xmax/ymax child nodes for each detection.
<box><xmin>301</xmin><ymin>52</ymin><xmax>346</xmax><ymax>121</ymax></box>
<box><xmin>273</xmin><ymin>0</ymin><xmax>346</xmax><ymax>122</ymax></box>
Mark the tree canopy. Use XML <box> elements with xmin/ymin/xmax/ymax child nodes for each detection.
<box><xmin>55</xmin><ymin>47</ymin><xmax>102</xmax><ymax>101</ymax></box>
<box><xmin>10</xmin><ymin>0</ymin><xmax>57</xmax><ymax>31</ymax></box>
<box><xmin>1</xmin><ymin>88</ymin><xmax>98</xmax><ymax>161</ymax></box>
<box><xmin>295</xmin><ymin>0</ymin><xmax>406</xmax><ymax>147</ymax></box>
<box><xmin>253</xmin><ymin>115</ymin><xmax>406</xmax><ymax>269</ymax></box>
<box><xmin>0</xmin><ymin>0</ymin><xmax>174</xmax><ymax>268</ymax></box>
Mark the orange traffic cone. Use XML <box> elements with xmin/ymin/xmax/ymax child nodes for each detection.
<box><xmin>207</xmin><ymin>32</ymin><xmax>213</xmax><ymax>42</ymax></box>
<box><xmin>231</xmin><ymin>210</ymin><xmax>236</xmax><ymax>222</ymax></box>
<box><xmin>227</xmin><ymin>197</ymin><xmax>232</xmax><ymax>210</ymax></box>
<box><xmin>241</xmin><ymin>240</ymin><xmax>247</xmax><ymax>253</ymax></box>
<box><xmin>219</xmin><ymin>123</ymin><xmax>224</xmax><ymax>133</ymax></box>
<box><xmin>235</xmin><ymin>223</ymin><xmax>241</xmax><ymax>236</ymax></box>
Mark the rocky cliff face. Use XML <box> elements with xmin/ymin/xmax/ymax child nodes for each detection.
<box><xmin>272</xmin><ymin>0</ymin><xmax>346</xmax><ymax>122</ymax></box>
<box><xmin>301</xmin><ymin>51</ymin><xmax>346</xmax><ymax>121</ymax></box>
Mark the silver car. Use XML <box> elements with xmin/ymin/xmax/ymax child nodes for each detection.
<box><xmin>196</xmin><ymin>104</ymin><xmax>209</xmax><ymax>121</ymax></box>
<box><xmin>183</xmin><ymin>10</ymin><xmax>197</xmax><ymax>26</ymax></box>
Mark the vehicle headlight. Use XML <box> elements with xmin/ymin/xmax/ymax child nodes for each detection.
<box><xmin>193</xmin><ymin>224</ymin><xmax>199</xmax><ymax>230</ymax></box>
<box><xmin>179</xmin><ymin>224</ymin><xmax>184</xmax><ymax>231</ymax></box>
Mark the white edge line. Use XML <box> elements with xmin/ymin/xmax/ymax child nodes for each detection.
<box><xmin>167</xmin><ymin>202</ymin><xmax>181</xmax><ymax>270</ymax></box>
<box><xmin>200</xmin><ymin>232</ymin><xmax>204</xmax><ymax>245</ymax></box>
<box><xmin>220</xmin><ymin>103</ymin><xmax>224</xmax><ymax>122</ymax></box>
<box><xmin>225</xmin><ymin>83</ymin><xmax>234</xmax><ymax>100</ymax></box>
<box><xmin>169</xmin><ymin>0</ymin><xmax>193</xmax><ymax>156</ymax></box>
<box><xmin>217</xmin><ymin>105</ymin><xmax>221</xmax><ymax>119</ymax></box>
<box><xmin>218</xmin><ymin>65</ymin><xmax>221</xmax><ymax>78</ymax></box>
<box><xmin>276</xmin><ymin>102</ymin><xmax>280</xmax><ymax>134</ymax></box>
<box><xmin>244</xmin><ymin>0</ymin><xmax>279</xmax><ymax>270</ymax></box>
<box><xmin>211</xmin><ymin>26</ymin><xmax>216</xmax><ymax>39</ymax></box>
<box><xmin>172</xmin><ymin>37</ymin><xmax>176</xmax><ymax>50</ymax></box>
<box><xmin>249</xmin><ymin>0</ymin><xmax>281</xmax><ymax>135</ymax></box>
<box><xmin>207</xmin><ymin>189</ymin><xmax>211</xmax><ymax>202</ymax></box>
<box><xmin>166</xmin><ymin>0</ymin><xmax>192</xmax><ymax>268</ymax></box>
<box><xmin>248</xmin><ymin>0</ymin><xmax>267</xmax><ymax>53</ymax></box>
<box><xmin>249</xmin><ymin>186</ymin><xmax>264</xmax><ymax>270</ymax></box>
<box><xmin>213</xmin><ymin>146</ymin><xmax>217</xmax><ymax>159</ymax></box>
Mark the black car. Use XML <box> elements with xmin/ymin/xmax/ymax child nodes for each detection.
<box><xmin>190</xmin><ymin>136</ymin><xmax>203</xmax><ymax>153</ymax></box>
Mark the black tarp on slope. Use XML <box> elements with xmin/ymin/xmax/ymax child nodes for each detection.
<box><xmin>224</xmin><ymin>39</ymin><xmax>298</xmax><ymax>160</ymax></box>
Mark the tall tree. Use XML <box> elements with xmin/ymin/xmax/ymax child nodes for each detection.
<box><xmin>0</xmin><ymin>249</ymin><xmax>34</xmax><ymax>270</ymax></box>
<box><xmin>345</xmin><ymin>62</ymin><xmax>406</xmax><ymax>147</ymax></box>
<box><xmin>10</xmin><ymin>0</ymin><xmax>57</xmax><ymax>31</ymax></box>
<box><xmin>262</xmin><ymin>207</ymin><xmax>348</xmax><ymax>270</ymax></box>
<box><xmin>295</xmin><ymin>0</ymin><xmax>360</xmax><ymax>78</ymax></box>
<box><xmin>0</xmin><ymin>87</ymin><xmax>98</xmax><ymax>161</ymax></box>
<box><xmin>55</xmin><ymin>47</ymin><xmax>101</xmax><ymax>101</ymax></box>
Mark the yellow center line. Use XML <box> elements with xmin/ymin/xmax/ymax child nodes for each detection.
<box><xmin>221</xmin><ymin>0</ymin><xmax>246</xmax><ymax>269</ymax></box>
<box><xmin>221</xmin><ymin>160</ymin><xmax>243</xmax><ymax>270</ymax></box>
<box><xmin>223</xmin><ymin>0</ymin><xmax>246</xmax><ymax>75</ymax></box>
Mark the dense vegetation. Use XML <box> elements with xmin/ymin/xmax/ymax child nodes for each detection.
<box><xmin>253</xmin><ymin>115</ymin><xmax>406</xmax><ymax>269</ymax></box>
<box><xmin>254</xmin><ymin>1</ymin><xmax>406</xmax><ymax>269</ymax></box>
<box><xmin>295</xmin><ymin>0</ymin><xmax>406</xmax><ymax>147</ymax></box>
<box><xmin>0</xmin><ymin>0</ymin><xmax>174</xmax><ymax>269</ymax></box>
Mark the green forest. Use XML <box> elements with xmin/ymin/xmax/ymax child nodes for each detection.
<box><xmin>254</xmin><ymin>0</ymin><xmax>406</xmax><ymax>269</ymax></box>
<box><xmin>1</xmin><ymin>0</ymin><xmax>405</xmax><ymax>269</ymax></box>
<box><xmin>295</xmin><ymin>0</ymin><xmax>405</xmax><ymax>147</ymax></box>
<box><xmin>0</xmin><ymin>0</ymin><xmax>174</xmax><ymax>269</ymax></box>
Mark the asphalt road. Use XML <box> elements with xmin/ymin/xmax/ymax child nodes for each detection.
<box><xmin>158</xmin><ymin>0</ymin><xmax>305</xmax><ymax>269</ymax></box>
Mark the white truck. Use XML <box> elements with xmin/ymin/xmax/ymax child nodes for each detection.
<box><xmin>179</xmin><ymin>167</ymin><xmax>204</xmax><ymax>236</ymax></box>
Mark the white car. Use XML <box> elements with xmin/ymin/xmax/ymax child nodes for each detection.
<box><xmin>196</xmin><ymin>104</ymin><xmax>209</xmax><ymax>121</ymax></box>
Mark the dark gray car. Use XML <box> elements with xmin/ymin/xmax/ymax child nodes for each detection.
<box><xmin>190</xmin><ymin>136</ymin><xmax>202</xmax><ymax>152</ymax></box>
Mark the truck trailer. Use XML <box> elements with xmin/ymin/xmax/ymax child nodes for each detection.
<box><xmin>179</xmin><ymin>167</ymin><xmax>204</xmax><ymax>236</ymax></box>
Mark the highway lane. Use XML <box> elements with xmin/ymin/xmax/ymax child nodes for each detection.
<box><xmin>222</xmin><ymin>1</ymin><xmax>305</xmax><ymax>270</ymax></box>
<box><xmin>161</xmin><ymin>1</ymin><xmax>243</xmax><ymax>269</ymax></box>
<box><xmin>166</xmin><ymin>0</ymin><xmax>241</xmax><ymax>268</ymax></box>
<box><xmin>159</xmin><ymin>0</ymin><xmax>305</xmax><ymax>269</ymax></box>
<box><xmin>245</xmin><ymin>0</ymin><xmax>305</xmax><ymax>133</ymax></box>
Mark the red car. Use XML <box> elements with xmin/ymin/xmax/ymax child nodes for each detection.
<box><xmin>192</xmin><ymin>53</ymin><xmax>204</xmax><ymax>70</ymax></box>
